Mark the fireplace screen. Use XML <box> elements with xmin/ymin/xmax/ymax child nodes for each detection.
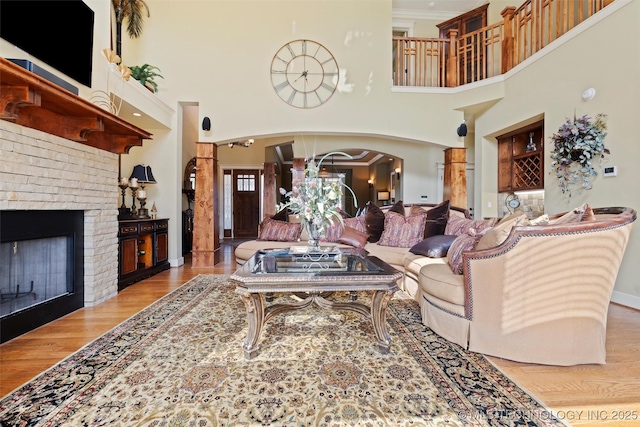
<box><xmin>0</xmin><ymin>209</ymin><xmax>83</xmax><ymax>343</ymax></box>
<box><xmin>1</xmin><ymin>236</ymin><xmax>73</xmax><ymax>317</ymax></box>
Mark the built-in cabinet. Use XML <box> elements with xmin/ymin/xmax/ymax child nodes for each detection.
<box><xmin>497</xmin><ymin>121</ymin><xmax>544</xmax><ymax>193</ymax></box>
<box><xmin>118</xmin><ymin>218</ymin><xmax>169</xmax><ymax>290</ymax></box>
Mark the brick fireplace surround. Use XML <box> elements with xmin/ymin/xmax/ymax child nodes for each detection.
<box><xmin>1</xmin><ymin>120</ymin><xmax>120</xmax><ymax>306</ymax></box>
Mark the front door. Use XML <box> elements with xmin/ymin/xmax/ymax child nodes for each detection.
<box><xmin>233</xmin><ymin>169</ymin><xmax>260</xmax><ymax>238</ymax></box>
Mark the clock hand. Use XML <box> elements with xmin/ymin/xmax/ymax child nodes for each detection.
<box><xmin>293</xmin><ymin>70</ymin><xmax>309</xmax><ymax>83</ymax></box>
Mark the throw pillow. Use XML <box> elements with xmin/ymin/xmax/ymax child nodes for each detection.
<box><xmin>423</xmin><ymin>200</ymin><xmax>450</xmax><ymax>238</ymax></box>
<box><xmin>378</xmin><ymin>210</ymin><xmax>427</xmax><ymax>247</ymax></box>
<box><xmin>529</xmin><ymin>214</ymin><xmax>549</xmax><ymax>225</ymax></box>
<box><xmin>475</xmin><ymin>213</ymin><xmax>528</xmax><ymax>250</ymax></box>
<box><xmin>271</xmin><ymin>208</ymin><xmax>288</xmax><ymax>222</ymax></box>
<box><xmin>389</xmin><ymin>200</ymin><xmax>405</xmax><ymax>215</ymax></box>
<box><xmin>322</xmin><ymin>219</ymin><xmax>344</xmax><ymax>243</ymax></box>
<box><xmin>444</xmin><ymin>215</ymin><xmax>498</xmax><ymax>237</ymax></box>
<box><xmin>337</xmin><ymin>226</ymin><xmax>369</xmax><ymax>248</ymax></box>
<box><xmin>447</xmin><ymin>231</ymin><xmax>482</xmax><ymax>275</ymax></box>
<box><xmin>337</xmin><ymin>207</ymin><xmax>352</xmax><ymax>219</ymax></box>
<box><xmin>257</xmin><ymin>217</ymin><xmax>302</xmax><ymax>242</ymax></box>
<box><xmin>549</xmin><ymin>203</ymin><xmax>588</xmax><ymax>225</ymax></box>
<box><xmin>364</xmin><ymin>201</ymin><xmax>386</xmax><ymax>242</ymax></box>
<box><xmin>344</xmin><ymin>215</ymin><xmax>367</xmax><ymax>234</ymax></box>
<box><xmin>582</xmin><ymin>204</ymin><xmax>596</xmax><ymax>221</ymax></box>
<box><xmin>409</xmin><ymin>234</ymin><xmax>457</xmax><ymax>258</ymax></box>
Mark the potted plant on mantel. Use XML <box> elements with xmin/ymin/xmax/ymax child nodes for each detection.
<box><xmin>549</xmin><ymin>113</ymin><xmax>609</xmax><ymax>198</ymax></box>
<box><xmin>129</xmin><ymin>64</ymin><xmax>163</xmax><ymax>93</ymax></box>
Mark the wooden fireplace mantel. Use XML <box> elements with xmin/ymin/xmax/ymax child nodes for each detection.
<box><xmin>0</xmin><ymin>57</ymin><xmax>151</xmax><ymax>154</ymax></box>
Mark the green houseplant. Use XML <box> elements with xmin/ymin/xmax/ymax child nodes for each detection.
<box><xmin>549</xmin><ymin>113</ymin><xmax>609</xmax><ymax>197</ymax></box>
<box><xmin>129</xmin><ymin>64</ymin><xmax>163</xmax><ymax>92</ymax></box>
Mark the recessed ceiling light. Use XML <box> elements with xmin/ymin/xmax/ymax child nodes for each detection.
<box><xmin>428</xmin><ymin>2</ymin><xmax>436</xmax><ymax>8</ymax></box>
<box><xmin>132</xmin><ymin>112</ymin><xmax>142</xmax><ymax>117</ymax></box>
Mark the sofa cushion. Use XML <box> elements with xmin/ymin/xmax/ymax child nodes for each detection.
<box><xmin>445</xmin><ymin>215</ymin><xmax>497</xmax><ymax>237</ymax></box>
<box><xmin>409</xmin><ymin>234</ymin><xmax>457</xmax><ymax>258</ymax></box>
<box><xmin>378</xmin><ymin>210</ymin><xmax>427</xmax><ymax>248</ymax></box>
<box><xmin>364</xmin><ymin>243</ymin><xmax>408</xmax><ymax>268</ymax></box>
<box><xmin>475</xmin><ymin>213</ymin><xmax>528</xmax><ymax>250</ymax></box>
<box><xmin>423</xmin><ymin>200</ymin><xmax>450</xmax><ymax>238</ymax></box>
<box><xmin>257</xmin><ymin>218</ymin><xmax>302</xmax><ymax>242</ymax></box>
<box><xmin>447</xmin><ymin>231</ymin><xmax>482</xmax><ymax>274</ymax></box>
<box><xmin>337</xmin><ymin>226</ymin><xmax>369</xmax><ymax>248</ymax></box>
<box><xmin>404</xmin><ymin>252</ymin><xmax>448</xmax><ymax>278</ymax></box>
<box><xmin>419</xmin><ymin>264</ymin><xmax>466</xmax><ymax>306</ymax></box>
<box><xmin>365</xmin><ymin>202</ymin><xmax>385</xmax><ymax>242</ymax></box>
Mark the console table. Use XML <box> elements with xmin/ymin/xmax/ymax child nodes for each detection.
<box><xmin>118</xmin><ymin>218</ymin><xmax>169</xmax><ymax>290</ymax></box>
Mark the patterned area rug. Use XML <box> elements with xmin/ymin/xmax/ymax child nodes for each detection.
<box><xmin>0</xmin><ymin>275</ymin><xmax>564</xmax><ymax>426</ymax></box>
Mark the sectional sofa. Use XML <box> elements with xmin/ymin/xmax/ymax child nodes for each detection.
<box><xmin>234</xmin><ymin>203</ymin><xmax>637</xmax><ymax>365</ymax></box>
<box><xmin>234</xmin><ymin>202</ymin><xmax>470</xmax><ymax>300</ymax></box>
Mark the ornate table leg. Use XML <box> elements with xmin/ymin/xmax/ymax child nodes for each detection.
<box><xmin>370</xmin><ymin>288</ymin><xmax>396</xmax><ymax>354</ymax></box>
<box><xmin>237</xmin><ymin>290</ymin><xmax>265</xmax><ymax>360</ymax></box>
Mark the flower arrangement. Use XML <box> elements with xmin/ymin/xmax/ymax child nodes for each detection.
<box><xmin>278</xmin><ymin>152</ymin><xmax>357</xmax><ymax>247</ymax></box>
<box><xmin>549</xmin><ymin>113</ymin><xmax>609</xmax><ymax>197</ymax></box>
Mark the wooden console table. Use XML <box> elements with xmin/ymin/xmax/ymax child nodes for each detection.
<box><xmin>118</xmin><ymin>218</ymin><xmax>170</xmax><ymax>290</ymax></box>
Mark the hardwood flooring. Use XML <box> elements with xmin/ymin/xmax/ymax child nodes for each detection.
<box><xmin>2</xmin><ymin>242</ymin><xmax>639</xmax><ymax>426</ymax></box>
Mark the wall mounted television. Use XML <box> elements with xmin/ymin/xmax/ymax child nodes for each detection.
<box><xmin>0</xmin><ymin>0</ymin><xmax>94</xmax><ymax>87</ymax></box>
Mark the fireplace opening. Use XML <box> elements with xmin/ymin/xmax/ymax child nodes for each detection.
<box><xmin>1</xmin><ymin>210</ymin><xmax>84</xmax><ymax>343</ymax></box>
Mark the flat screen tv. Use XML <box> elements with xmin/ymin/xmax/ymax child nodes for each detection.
<box><xmin>0</xmin><ymin>0</ymin><xmax>94</xmax><ymax>87</ymax></box>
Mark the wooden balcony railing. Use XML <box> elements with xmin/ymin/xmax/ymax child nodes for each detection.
<box><xmin>393</xmin><ymin>0</ymin><xmax>613</xmax><ymax>88</ymax></box>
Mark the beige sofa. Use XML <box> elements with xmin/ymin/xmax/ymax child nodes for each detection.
<box><xmin>234</xmin><ymin>203</ymin><xmax>469</xmax><ymax>300</ymax></box>
<box><xmin>419</xmin><ymin>206</ymin><xmax>637</xmax><ymax>366</ymax></box>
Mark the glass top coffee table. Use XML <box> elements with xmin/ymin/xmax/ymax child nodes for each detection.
<box><xmin>230</xmin><ymin>246</ymin><xmax>403</xmax><ymax>359</ymax></box>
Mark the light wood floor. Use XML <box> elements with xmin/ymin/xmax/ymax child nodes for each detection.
<box><xmin>2</xmin><ymin>242</ymin><xmax>639</xmax><ymax>426</ymax></box>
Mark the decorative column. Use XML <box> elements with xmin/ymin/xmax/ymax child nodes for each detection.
<box><xmin>443</xmin><ymin>147</ymin><xmax>467</xmax><ymax>210</ymax></box>
<box><xmin>192</xmin><ymin>142</ymin><xmax>219</xmax><ymax>267</ymax></box>
<box><xmin>263</xmin><ymin>162</ymin><xmax>276</xmax><ymax>217</ymax></box>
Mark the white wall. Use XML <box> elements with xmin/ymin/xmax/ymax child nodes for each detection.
<box><xmin>473</xmin><ymin>0</ymin><xmax>640</xmax><ymax>305</ymax></box>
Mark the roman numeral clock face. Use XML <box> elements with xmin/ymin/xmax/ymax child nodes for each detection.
<box><xmin>270</xmin><ymin>39</ymin><xmax>338</xmax><ymax>109</ymax></box>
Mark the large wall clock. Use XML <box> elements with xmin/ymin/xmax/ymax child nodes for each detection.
<box><xmin>270</xmin><ymin>39</ymin><xmax>338</xmax><ymax>109</ymax></box>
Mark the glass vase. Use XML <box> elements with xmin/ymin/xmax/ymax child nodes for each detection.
<box><xmin>304</xmin><ymin>220</ymin><xmax>324</xmax><ymax>252</ymax></box>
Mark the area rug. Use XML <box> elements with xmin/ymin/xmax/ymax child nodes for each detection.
<box><xmin>0</xmin><ymin>274</ymin><xmax>564</xmax><ymax>426</ymax></box>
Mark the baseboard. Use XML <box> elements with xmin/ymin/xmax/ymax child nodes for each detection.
<box><xmin>170</xmin><ymin>257</ymin><xmax>184</xmax><ymax>268</ymax></box>
<box><xmin>611</xmin><ymin>290</ymin><xmax>640</xmax><ymax>310</ymax></box>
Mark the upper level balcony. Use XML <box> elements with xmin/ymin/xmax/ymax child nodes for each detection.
<box><xmin>392</xmin><ymin>0</ymin><xmax>613</xmax><ymax>89</ymax></box>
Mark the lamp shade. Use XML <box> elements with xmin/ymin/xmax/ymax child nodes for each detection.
<box><xmin>377</xmin><ymin>191</ymin><xmax>390</xmax><ymax>201</ymax></box>
<box><xmin>130</xmin><ymin>164</ymin><xmax>157</xmax><ymax>184</ymax></box>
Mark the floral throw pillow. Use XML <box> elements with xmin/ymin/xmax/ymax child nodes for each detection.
<box><xmin>344</xmin><ymin>216</ymin><xmax>367</xmax><ymax>233</ymax></box>
<box><xmin>444</xmin><ymin>215</ymin><xmax>498</xmax><ymax>237</ymax></box>
<box><xmin>257</xmin><ymin>218</ymin><xmax>302</xmax><ymax>242</ymax></box>
<box><xmin>378</xmin><ymin>211</ymin><xmax>427</xmax><ymax>248</ymax></box>
<box><xmin>447</xmin><ymin>231</ymin><xmax>483</xmax><ymax>275</ymax></box>
<box><xmin>322</xmin><ymin>219</ymin><xmax>344</xmax><ymax>243</ymax></box>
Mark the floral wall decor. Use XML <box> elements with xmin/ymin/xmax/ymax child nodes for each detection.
<box><xmin>549</xmin><ymin>113</ymin><xmax>609</xmax><ymax>197</ymax></box>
